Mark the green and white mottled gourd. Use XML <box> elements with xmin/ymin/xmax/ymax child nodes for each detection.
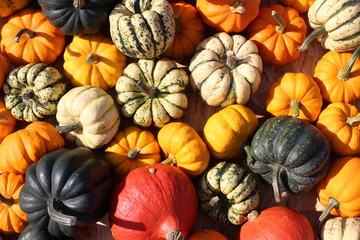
<box><xmin>56</xmin><ymin>85</ymin><xmax>120</xmax><ymax>149</ymax></box>
<box><xmin>189</xmin><ymin>32</ymin><xmax>263</xmax><ymax>107</ymax></box>
<box><xmin>109</xmin><ymin>0</ymin><xmax>175</xmax><ymax>59</ymax></box>
<box><xmin>299</xmin><ymin>0</ymin><xmax>360</xmax><ymax>51</ymax></box>
<box><xmin>115</xmin><ymin>58</ymin><xmax>188</xmax><ymax>128</ymax></box>
<box><xmin>197</xmin><ymin>161</ymin><xmax>260</xmax><ymax>225</ymax></box>
<box><xmin>321</xmin><ymin>217</ymin><xmax>360</xmax><ymax>240</ymax></box>
<box><xmin>3</xmin><ymin>63</ymin><xmax>67</xmax><ymax>122</ymax></box>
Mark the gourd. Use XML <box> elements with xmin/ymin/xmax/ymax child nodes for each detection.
<box><xmin>38</xmin><ymin>0</ymin><xmax>115</xmax><ymax>36</ymax></box>
<box><xmin>247</xmin><ymin>4</ymin><xmax>307</xmax><ymax>65</ymax></box>
<box><xmin>56</xmin><ymin>85</ymin><xmax>120</xmax><ymax>149</ymax></box>
<box><xmin>158</xmin><ymin>122</ymin><xmax>210</xmax><ymax>177</ymax></box>
<box><xmin>321</xmin><ymin>217</ymin><xmax>360</xmax><ymax>240</ymax></box>
<box><xmin>63</xmin><ymin>33</ymin><xmax>127</xmax><ymax>91</ymax></box>
<box><xmin>0</xmin><ymin>96</ymin><xmax>16</xmax><ymax>144</ymax></box>
<box><xmin>266</xmin><ymin>72</ymin><xmax>323</xmax><ymax>122</ymax></box>
<box><xmin>0</xmin><ymin>121</ymin><xmax>65</xmax><ymax>174</ymax></box>
<box><xmin>3</xmin><ymin>63</ymin><xmax>67</xmax><ymax>122</ymax></box>
<box><xmin>0</xmin><ymin>52</ymin><xmax>8</xmax><ymax>88</ymax></box>
<box><xmin>189</xmin><ymin>32</ymin><xmax>263</xmax><ymax>107</ymax></box>
<box><xmin>115</xmin><ymin>58</ymin><xmax>189</xmax><ymax>128</ymax></box>
<box><xmin>108</xmin><ymin>163</ymin><xmax>198</xmax><ymax>240</ymax></box>
<box><xmin>18</xmin><ymin>222</ymin><xmax>60</xmax><ymax>240</ymax></box>
<box><xmin>104</xmin><ymin>125</ymin><xmax>161</xmax><ymax>181</ymax></box>
<box><xmin>203</xmin><ymin>104</ymin><xmax>258</xmax><ymax>160</ymax></box>
<box><xmin>278</xmin><ymin>0</ymin><xmax>315</xmax><ymax>13</ymax></box>
<box><xmin>109</xmin><ymin>0</ymin><xmax>176</xmax><ymax>59</ymax></box>
<box><xmin>19</xmin><ymin>147</ymin><xmax>114</xmax><ymax>238</ymax></box>
<box><xmin>246</xmin><ymin>115</ymin><xmax>331</xmax><ymax>202</ymax></box>
<box><xmin>0</xmin><ymin>8</ymin><xmax>65</xmax><ymax>66</ymax></box>
<box><xmin>298</xmin><ymin>0</ymin><xmax>360</xmax><ymax>52</ymax></box>
<box><xmin>0</xmin><ymin>0</ymin><xmax>32</xmax><ymax>17</ymax></box>
<box><xmin>198</xmin><ymin>161</ymin><xmax>260</xmax><ymax>225</ymax></box>
<box><xmin>187</xmin><ymin>229</ymin><xmax>228</xmax><ymax>240</ymax></box>
<box><xmin>196</xmin><ymin>0</ymin><xmax>261</xmax><ymax>33</ymax></box>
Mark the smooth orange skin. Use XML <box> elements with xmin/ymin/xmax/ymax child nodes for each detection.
<box><xmin>279</xmin><ymin>0</ymin><xmax>315</xmax><ymax>13</ymax></box>
<box><xmin>187</xmin><ymin>229</ymin><xmax>228</xmax><ymax>240</ymax></box>
<box><xmin>0</xmin><ymin>96</ymin><xmax>16</xmax><ymax>144</ymax></box>
<box><xmin>0</xmin><ymin>0</ymin><xmax>32</xmax><ymax>17</ymax></box>
<box><xmin>0</xmin><ymin>52</ymin><xmax>8</xmax><ymax>88</ymax></box>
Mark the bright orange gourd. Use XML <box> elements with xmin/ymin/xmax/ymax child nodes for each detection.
<box><xmin>196</xmin><ymin>0</ymin><xmax>261</xmax><ymax>33</ymax></box>
<box><xmin>0</xmin><ymin>0</ymin><xmax>32</xmax><ymax>17</ymax></box>
<box><xmin>278</xmin><ymin>0</ymin><xmax>315</xmax><ymax>13</ymax></box>
<box><xmin>0</xmin><ymin>96</ymin><xmax>16</xmax><ymax>144</ymax></box>
<box><xmin>247</xmin><ymin>4</ymin><xmax>307</xmax><ymax>66</ymax></box>
<box><xmin>187</xmin><ymin>229</ymin><xmax>228</xmax><ymax>240</ymax></box>
<box><xmin>0</xmin><ymin>52</ymin><xmax>8</xmax><ymax>88</ymax></box>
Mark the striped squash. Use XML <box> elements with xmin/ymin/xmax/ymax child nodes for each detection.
<box><xmin>4</xmin><ymin>63</ymin><xmax>67</xmax><ymax>122</ymax></box>
<box><xmin>189</xmin><ymin>32</ymin><xmax>263</xmax><ymax>107</ymax></box>
<box><xmin>109</xmin><ymin>0</ymin><xmax>175</xmax><ymax>59</ymax></box>
<box><xmin>321</xmin><ymin>217</ymin><xmax>360</xmax><ymax>240</ymax></box>
<box><xmin>198</xmin><ymin>161</ymin><xmax>260</xmax><ymax>225</ymax></box>
<box><xmin>115</xmin><ymin>58</ymin><xmax>189</xmax><ymax>128</ymax></box>
<box><xmin>299</xmin><ymin>0</ymin><xmax>360</xmax><ymax>51</ymax></box>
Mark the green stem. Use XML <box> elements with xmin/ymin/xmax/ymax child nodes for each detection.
<box><xmin>85</xmin><ymin>53</ymin><xmax>99</xmax><ymax>64</ymax></box>
<box><xmin>244</xmin><ymin>145</ymin><xmax>254</xmax><ymax>164</ymax></box>
<box><xmin>47</xmin><ymin>198</ymin><xmax>77</xmax><ymax>226</ymax></box>
<box><xmin>56</xmin><ymin>121</ymin><xmax>82</xmax><ymax>133</ymax></box>
<box><xmin>298</xmin><ymin>25</ymin><xmax>327</xmax><ymax>52</ymax></box>
<box><xmin>272</xmin><ymin>10</ymin><xmax>286</xmax><ymax>34</ymax></box>
<box><xmin>290</xmin><ymin>99</ymin><xmax>301</xmax><ymax>118</ymax></box>
<box><xmin>166</xmin><ymin>230</ymin><xmax>184</xmax><ymax>240</ymax></box>
<box><xmin>14</xmin><ymin>28</ymin><xmax>36</xmax><ymax>43</ymax></box>
<box><xmin>338</xmin><ymin>45</ymin><xmax>360</xmax><ymax>80</ymax></box>
<box><xmin>272</xmin><ymin>165</ymin><xmax>283</xmax><ymax>202</ymax></box>
<box><xmin>128</xmin><ymin>148</ymin><xmax>141</xmax><ymax>159</ymax></box>
<box><xmin>317</xmin><ymin>197</ymin><xmax>340</xmax><ymax>232</ymax></box>
<box><xmin>0</xmin><ymin>193</ymin><xmax>14</xmax><ymax>206</ymax></box>
<box><xmin>136</xmin><ymin>81</ymin><xmax>158</xmax><ymax>98</ymax></box>
<box><xmin>161</xmin><ymin>153</ymin><xmax>177</xmax><ymax>165</ymax></box>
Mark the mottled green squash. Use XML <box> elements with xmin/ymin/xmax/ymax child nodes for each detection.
<box><xmin>321</xmin><ymin>217</ymin><xmax>360</xmax><ymax>240</ymax></box>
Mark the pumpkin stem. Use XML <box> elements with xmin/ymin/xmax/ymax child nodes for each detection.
<box><xmin>317</xmin><ymin>197</ymin><xmax>340</xmax><ymax>233</ymax></box>
<box><xmin>47</xmin><ymin>198</ymin><xmax>77</xmax><ymax>226</ymax></box>
<box><xmin>225</xmin><ymin>50</ymin><xmax>238</xmax><ymax>69</ymax></box>
<box><xmin>229</xmin><ymin>0</ymin><xmax>246</xmax><ymax>14</ymax></box>
<box><xmin>14</xmin><ymin>28</ymin><xmax>36</xmax><ymax>43</ymax></box>
<box><xmin>161</xmin><ymin>153</ymin><xmax>177</xmax><ymax>165</ymax></box>
<box><xmin>298</xmin><ymin>25</ymin><xmax>326</xmax><ymax>52</ymax></box>
<box><xmin>73</xmin><ymin>0</ymin><xmax>85</xmax><ymax>8</ymax></box>
<box><xmin>0</xmin><ymin>193</ymin><xmax>14</xmax><ymax>206</ymax></box>
<box><xmin>346</xmin><ymin>116</ymin><xmax>360</xmax><ymax>126</ymax></box>
<box><xmin>209</xmin><ymin>196</ymin><xmax>220</xmax><ymax>207</ymax></box>
<box><xmin>128</xmin><ymin>148</ymin><xmax>141</xmax><ymax>159</ymax></box>
<box><xmin>272</xmin><ymin>165</ymin><xmax>283</xmax><ymax>202</ymax></box>
<box><xmin>148</xmin><ymin>168</ymin><xmax>157</xmax><ymax>173</ymax></box>
<box><xmin>290</xmin><ymin>99</ymin><xmax>301</xmax><ymax>118</ymax></box>
<box><xmin>56</xmin><ymin>121</ymin><xmax>83</xmax><ymax>133</ymax></box>
<box><xmin>246</xmin><ymin>210</ymin><xmax>259</xmax><ymax>222</ymax></box>
<box><xmin>272</xmin><ymin>11</ymin><xmax>286</xmax><ymax>34</ymax></box>
<box><xmin>85</xmin><ymin>53</ymin><xmax>100</xmax><ymax>64</ymax></box>
<box><xmin>22</xmin><ymin>89</ymin><xmax>35</xmax><ymax>106</ymax></box>
<box><xmin>338</xmin><ymin>45</ymin><xmax>360</xmax><ymax>80</ymax></box>
<box><xmin>244</xmin><ymin>145</ymin><xmax>254</xmax><ymax>163</ymax></box>
<box><xmin>136</xmin><ymin>81</ymin><xmax>158</xmax><ymax>98</ymax></box>
<box><xmin>166</xmin><ymin>230</ymin><xmax>184</xmax><ymax>240</ymax></box>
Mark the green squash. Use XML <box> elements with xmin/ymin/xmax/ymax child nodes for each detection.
<box><xmin>18</xmin><ymin>221</ymin><xmax>62</xmax><ymax>240</ymax></box>
<box><xmin>245</xmin><ymin>115</ymin><xmax>331</xmax><ymax>202</ymax></box>
<box><xmin>197</xmin><ymin>161</ymin><xmax>260</xmax><ymax>225</ymax></box>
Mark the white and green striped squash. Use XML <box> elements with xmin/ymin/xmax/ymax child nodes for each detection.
<box><xmin>56</xmin><ymin>85</ymin><xmax>120</xmax><ymax>149</ymax></box>
<box><xmin>299</xmin><ymin>0</ymin><xmax>360</xmax><ymax>51</ymax></box>
<box><xmin>4</xmin><ymin>63</ymin><xmax>67</xmax><ymax>122</ymax></box>
<box><xmin>198</xmin><ymin>161</ymin><xmax>260</xmax><ymax>225</ymax></box>
<box><xmin>109</xmin><ymin>0</ymin><xmax>175</xmax><ymax>59</ymax></box>
<box><xmin>189</xmin><ymin>32</ymin><xmax>263</xmax><ymax>107</ymax></box>
<box><xmin>115</xmin><ymin>58</ymin><xmax>189</xmax><ymax>128</ymax></box>
<box><xmin>321</xmin><ymin>217</ymin><xmax>360</xmax><ymax>240</ymax></box>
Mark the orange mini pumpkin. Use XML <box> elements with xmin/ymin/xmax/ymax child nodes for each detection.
<box><xmin>0</xmin><ymin>0</ymin><xmax>32</xmax><ymax>17</ymax></box>
<box><xmin>278</xmin><ymin>0</ymin><xmax>315</xmax><ymax>13</ymax></box>
<box><xmin>0</xmin><ymin>52</ymin><xmax>8</xmax><ymax>88</ymax></box>
<box><xmin>0</xmin><ymin>96</ymin><xmax>17</xmax><ymax>144</ymax></box>
<box><xmin>187</xmin><ymin>229</ymin><xmax>228</xmax><ymax>240</ymax></box>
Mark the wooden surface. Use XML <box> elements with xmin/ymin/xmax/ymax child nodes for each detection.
<box><xmin>0</xmin><ymin>0</ymin><xmax>330</xmax><ymax>239</ymax></box>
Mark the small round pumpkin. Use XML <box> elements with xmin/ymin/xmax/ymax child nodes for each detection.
<box><xmin>63</xmin><ymin>33</ymin><xmax>127</xmax><ymax>91</ymax></box>
<box><xmin>0</xmin><ymin>8</ymin><xmax>65</xmax><ymax>66</ymax></box>
<box><xmin>0</xmin><ymin>52</ymin><xmax>9</xmax><ymax>88</ymax></box>
<box><xmin>187</xmin><ymin>229</ymin><xmax>228</xmax><ymax>240</ymax></box>
<box><xmin>0</xmin><ymin>0</ymin><xmax>32</xmax><ymax>17</ymax></box>
<box><xmin>278</xmin><ymin>0</ymin><xmax>315</xmax><ymax>13</ymax></box>
<box><xmin>56</xmin><ymin>85</ymin><xmax>121</xmax><ymax>149</ymax></box>
<box><xmin>104</xmin><ymin>125</ymin><xmax>162</xmax><ymax>181</ymax></box>
<box><xmin>0</xmin><ymin>96</ymin><xmax>17</xmax><ymax>144</ymax></box>
<box><xmin>321</xmin><ymin>217</ymin><xmax>360</xmax><ymax>240</ymax></box>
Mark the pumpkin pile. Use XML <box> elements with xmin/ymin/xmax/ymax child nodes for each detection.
<box><xmin>0</xmin><ymin>0</ymin><xmax>360</xmax><ymax>239</ymax></box>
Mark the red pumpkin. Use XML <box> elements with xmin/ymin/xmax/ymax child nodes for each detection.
<box><xmin>108</xmin><ymin>163</ymin><xmax>198</xmax><ymax>240</ymax></box>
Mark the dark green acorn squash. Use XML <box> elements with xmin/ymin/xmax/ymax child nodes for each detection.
<box><xmin>18</xmin><ymin>221</ymin><xmax>63</xmax><ymax>240</ymax></box>
<box><xmin>197</xmin><ymin>161</ymin><xmax>260</xmax><ymax>225</ymax></box>
<box><xmin>19</xmin><ymin>147</ymin><xmax>114</xmax><ymax>238</ymax></box>
<box><xmin>37</xmin><ymin>0</ymin><xmax>115</xmax><ymax>36</ymax></box>
<box><xmin>245</xmin><ymin>115</ymin><xmax>331</xmax><ymax>202</ymax></box>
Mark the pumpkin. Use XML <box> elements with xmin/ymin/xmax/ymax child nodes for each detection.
<box><xmin>0</xmin><ymin>0</ymin><xmax>32</xmax><ymax>17</ymax></box>
<box><xmin>18</xmin><ymin>222</ymin><xmax>59</xmax><ymax>240</ymax></box>
<box><xmin>19</xmin><ymin>147</ymin><xmax>114</xmax><ymax>238</ymax></box>
<box><xmin>56</xmin><ymin>85</ymin><xmax>120</xmax><ymax>149</ymax></box>
<box><xmin>162</xmin><ymin>1</ymin><xmax>206</xmax><ymax>61</ymax></box>
<box><xmin>63</xmin><ymin>33</ymin><xmax>127</xmax><ymax>91</ymax></box>
<box><xmin>189</xmin><ymin>32</ymin><xmax>263</xmax><ymax>107</ymax></box>
<box><xmin>109</xmin><ymin>0</ymin><xmax>176</xmax><ymax>59</ymax></box>
<box><xmin>187</xmin><ymin>229</ymin><xmax>228</xmax><ymax>240</ymax></box>
<box><xmin>278</xmin><ymin>0</ymin><xmax>315</xmax><ymax>13</ymax></box>
<box><xmin>0</xmin><ymin>121</ymin><xmax>65</xmax><ymax>174</ymax></box>
<box><xmin>0</xmin><ymin>96</ymin><xmax>17</xmax><ymax>144</ymax></box>
<box><xmin>313</xmin><ymin>45</ymin><xmax>360</xmax><ymax>103</ymax></box>
<box><xmin>0</xmin><ymin>8</ymin><xmax>65</xmax><ymax>66</ymax></box>
<box><xmin>266</xmin><ymin>72</ymin><xmax>323</xmax><ymax>122</ymax></box>
<box><xmin>0</xmin><ymin>52</ymin><xmax>8</xmax><ymax>88</ymax></box>
<box><xmin>203</xmin><ymin>104</ymin><xmax>258</xmax><ymax>160</ymax></box>
<box><xmin>108</xmin><ymin>163</ymin><xmax>198</xmax><ymax>240</ymax></box>
<box><xmin>246</xmin><ymin>115</ymin><xmax>331</xmax><ymax>202</ymax></box>
<box><xmin>196</xmin><ymin>0</ymin><xmax>261</xmax><ymax>33</ymax></box>
<box><xmin>115</xmin><ymin>58</ymin><xmax>189</xmax><ymax>128</ymax></box>
<box><xmin>316</xmin><ymin>156</ymin><xmax>360</xmax><ymax>228</ymax></box>
<box><xmin>247</xmin><ymin>4</ymin><xmax>307</xmax><ymax>66</ymax></box>
<box><xmin>298</xmin><ymin>0</ymin><xmax>360</xmax><ymax>52</ymax></box>
<box><xmin>321</xmin><ymin>217</ymin><xmax>360</xmax><ymax>240</ymax></box>
<box><xmin>198</xmin><ymin>161</ymin><xmax>260</xmax><ymax>225</ymax></box>
<box><xmin>104</xmin><ymin>125</ymin><xmax>162</xmax><ymax>181</ymax></box>
<box><xmin>0</xmin><ymin>172</ymin><xmax>27</xmax><ymax>234</ymax></box>
<box><xmin>38</xmin><ymin>0</ymin><xmax>115</xmax><ymax>36</ymax></box>
<box><xmin>3</xmin><ymin>63</ymin><xmax>67</xmax><ymax>122</ymax></box>
<box><xmin>316</xmin><ymin>102</ymin><xmax>360</xmax><ymax>156</ymax></box>
<box><xmin>238</xmin><ymin>206</ymin><xmax>315</xmax><ymax>240</ymax></box>
<box><xmin>158</xmin><ymin>122</ymin><xmax>210</xmax><ymax>177</ymax></box>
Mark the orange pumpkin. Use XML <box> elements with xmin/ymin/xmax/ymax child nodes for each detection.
<box><xmin>316</xmin><ymin>102</ymin><xmax>360</xmax><ymax>156</ymax></box>
<box><xmin>0</xmin><ymin>172</ymin><xmax>27</xmax><ymax>234</ymax></box>
<box><xmin>0</xmin><ymin>0</ymin><xmax>32</xmax><ymax>17</ymax></box>
<box><xmin>162</xmin><ymin>1</ymin><xmax>206</xmax><ymax>61</ymax></box>
<box><xmin>0</xmin><ymin>96</ymin><xmax>16</xmax><ymax>144</ymax></box>
<box><xmin>313</xmin><ymin>46</ymin><xmax>360</xmax><ymax>103</ymax></box>
<box><xmin>187</xmin><ymin>229</ymin><xmax>228</xmax><ymax>240</ymax></box>
<box><xmin>266</xmin><ymin>72</ymin><xmax>323</xmax><ymax>122</ymax></box>
<box><xmin>278</xmin><ymin>0</ymin><xmax>315</xmax><ymax>13</ymax></box>
<box><xmin>0</xmin><ymin>8</ymin><xmax>65</xmax><ymax>66</ymax></box>
<box><xmin>0</xmin><ymin>52</ymin><xmax>8</xmax><ymax>88</ymax></box>
<box><xmin>196</xmin><ymin>0</ymin><xmax>261</xmax><ymax>33</ymax></box>
<box><xmin>247</xmin><ymin>4</ymin><xmax>307</xmax><ymax>66</ymax></box>
<box><xmin>105</xmin><ymin>126</ymin><xmax>162</xmax><ymax>181</ymax></box>
<box><xmin>0</xmin><ymin>121</ymin><xmax>65</xmax><ymax>174</ymax></box>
